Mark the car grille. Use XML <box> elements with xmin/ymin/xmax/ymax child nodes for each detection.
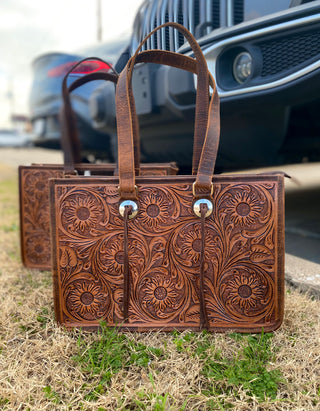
<box><xmin>140</xmin><ymin>0</ymin><xmax>220</xmax><ymax>52</ymax></box>
<box><xmin>258</xmin><ymin>26</ymin><xmax>320</xmax><ymax>77</ymax></box>
<box><xmin>233</xmin><ymin>0</ymin><xmax>244</xmax><ymax>25</ymax></box>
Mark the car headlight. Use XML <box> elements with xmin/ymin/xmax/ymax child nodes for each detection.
<box><xmin>233</xmin><ymin>52</ymin><xmax>253</xmax><ymax>84</ymax></box>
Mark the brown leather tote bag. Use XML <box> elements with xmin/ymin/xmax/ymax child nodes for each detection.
<box><xmin>50</xmin><ymin>23</ymin><xmax>285</xmax><ymax>332</ymax></box>
<box><xmin>19</xmin><ymin>58</ymin><xmax>177</xmax><ymax>269</ymax></box>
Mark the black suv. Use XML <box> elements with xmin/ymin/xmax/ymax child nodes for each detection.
<box><xmin>90</xmin><ymin>0</ymin><xmax>320</xmax><ymax>172</ymax></box>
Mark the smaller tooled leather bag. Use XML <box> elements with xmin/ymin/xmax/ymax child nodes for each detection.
<box><xmin>19</xmin><ymin>58</ymin><xmax>177</xmax><ymax>269</ymax></box>
<box><xmin>49</xmin><ymin>23</ymin><xmax>285</xmax><ymax>332</ymax></box>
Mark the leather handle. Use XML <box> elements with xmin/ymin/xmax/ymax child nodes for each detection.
<box><xmin>117</xmin><ymin>49</ymin><xmax>216</xmax><ymax>179</ymax></box>
<box><xmin>129</xmin><ymin>22</ymin><xmax>210</xmax><ymax>176</ymax></box>
<box><xmin>136</xmin><ymin>51</ymin><xmax>220</xmax><ymax>196</ymax></box>
<box><xmin>60</xmin><ymin>57</ymin><xmax>117</xmax><ymax>174</ymax></box>
<box><xmin>116</xmin><ymin>23</ymin><xmax>220</xmax><ymax>199</ymax></box>
<box><xmin>67</xmin><ymin>71</ymin><xmax>118</xmax><ymax>93</ymax></box>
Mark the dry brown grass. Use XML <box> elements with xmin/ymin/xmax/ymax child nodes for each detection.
<box><xmin>0</xmin><ymin>165</ymin><xmax>319</xmax><ymax>411</ymax></box>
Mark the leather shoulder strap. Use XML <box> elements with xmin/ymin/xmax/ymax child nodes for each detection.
<box><xmin>128</xmin><ymin>22</ymin><xmax>209</xmax><ymax>176</ymax></box>
<box><xmin>60</xmin><ymin>58</ymin><xmax>117</xmax><ymax>174</ymax></box>
<box><xmin>116</xmin><ymin>23</ymin><xmax>220</xmax><ymax>200</ymax></box>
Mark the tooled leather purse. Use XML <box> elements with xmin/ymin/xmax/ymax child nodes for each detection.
<box><xmin>19</xmin><ymin>58</ymin><xmax>178</xmax><ymax>270</ymax></box>
<box><xmin>49</xmin><ymin>23</ymin><xmax>285</xmax><ymax>332</ymax></box>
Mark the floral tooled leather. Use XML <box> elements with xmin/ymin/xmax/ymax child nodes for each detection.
<box><xmin>19</xmin><ymin>164</ymin><xmax>177</xmax><ymax>270</ymax></box>
<box><xmin>20</xmin><ymin>168</ymin><xmax>64</xmax><ymax>269</ymax></box>
<box><xmin>51</xmin><ymin>177</ymin><xmax>284</xmax><ymax>331</ymax></box>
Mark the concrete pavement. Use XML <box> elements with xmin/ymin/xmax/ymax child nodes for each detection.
<box><xmin>284</xmin><ymin>164</ymin><xmax>320</xmax><ymax>298</ymax></box>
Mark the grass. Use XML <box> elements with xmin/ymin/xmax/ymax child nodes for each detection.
<box><xmin>72</xmin><ymin>322</ymin><xmax>165</xmax><ymax>402</ymax></box>
<box><xmin>0</xmin><ymin>166</ymin><xmax>320</xmax><ymax>410</ymax></box>
<box><xmin>201</xmin><ymin>331</ymin><xmax>284</xmax><ymax>405</ymax></box>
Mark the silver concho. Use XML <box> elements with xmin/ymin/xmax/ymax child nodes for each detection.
<box><xmin>119</xmin><ymin>200</ymin><xmax>139</xmax><ymax>219</ymax></box>
<box><xmin>193</xmin><ymin>199</ymin><xmax>213</xmax><ymax>218</ymax></box>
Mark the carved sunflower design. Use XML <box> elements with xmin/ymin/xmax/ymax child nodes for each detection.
<box><xmin>24</xmin><ymin>172</ymin><xmax>48</xmax><ymax>197</ymax></box>
<box><xmin>100</xmin><ymin>238</ymin><xmax>126</xmax><ymax>275</ymax></box>
<box><xmin>63</xmin><ymin>195</ymin><xmax>102</xmax><ymax>233</ymax></box>
<box><xmin>224</xmin><ymin>191</ymin><xmax>263</xmax><ymax>226</ymax></box>
<box><xmin>99</xmin><ymin>235</ymin><xmax>144</xmax><ymax>276</ymax></box>
<box><xmin>142</xmin><ymin>274</ymin><xmax>179</xmax><ymax>313</ymax></box>
<box><xmin>26</xmin><ymin>234</ymin><xmax>50</xmax><ymax>264</ymax></box>
<box><xmin>66</xmin><ymin>280</ymin><xmax>108</xmax><ymax>320</ymax></box>
<box><xmin>225</xmin><ymin>273</ymin><xmax>265</xmax><ymax>311</ymax></box>
<box><xmin>180</xmin><ymin>225</ymin><xmax>218</xmax><ymax>265</ymax></box>
<box><xmin>139</xmin><ymin>192</ymin><xmax>170</xmax><ymax>229</ymax></box>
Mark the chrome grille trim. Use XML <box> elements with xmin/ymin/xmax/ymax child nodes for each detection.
<box><xmin>227</xmin><ymin>0</ymin><xmax>233</xmax><ymax>26</ymax></box>
<box><xmin>205</xmin><ymin>1</ymin><xmax>210</xmax><ymax>35</ymax></box>
<box><xmin>170</xmin><ymin>0</ymin><xmax>178</xmax><ymax>50</ymax></box>
<box><xmin>149</xmin><ymin>3</ymin><xmax>157</xmax><ymax>49</ymax></box>
<box><xmin>160</xmin><ymin>0</ymin><xmax>169</xmax><ymax>49</ymax></box>
<box><xmin>168</xmin><ymin>0</ymin><xmax>176</xmax><ymax>50</ymax></box>
<box><xmin>187</xmin><ymin>0</ymin><xmax>194</xmax><ymax>34</ymax></box>
<box><xmin>142</xmin><ymin>3</ymin><xmax>155</xmax><ymax>50</ymax></box>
